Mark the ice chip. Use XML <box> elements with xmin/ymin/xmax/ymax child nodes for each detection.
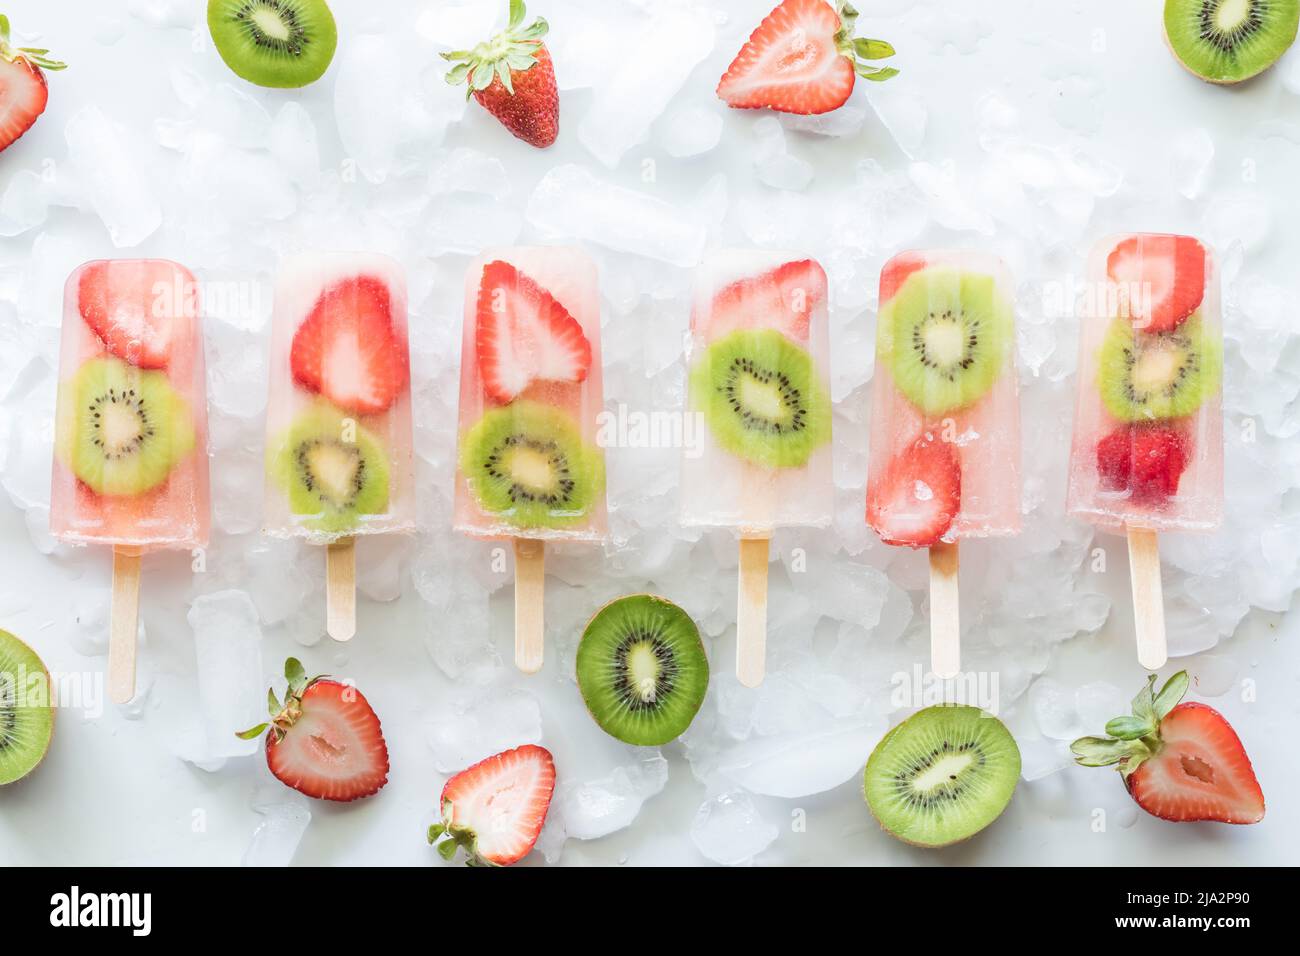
<box><xmin>690</xmin><ymin>791</ymin><xmax>779</xmax><ymax>866</ymax></box>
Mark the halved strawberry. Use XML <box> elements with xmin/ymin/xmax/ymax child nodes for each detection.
<box><xmin>866</xmin><ymin>431</ymin><xmax>961</xmax><ymax>548</ymax></box>
<box><xmin>79</xmin><ymin>260</ymin><xmax>197</xmax><ymax>369</ymax></box>
<box><xmin>290</xmin><ymin>275</ymin><xmax>408</xmax><ymax>415</ymax></box>
<box><xmin>1071</xmin><ymin>672</ymin><xmax>1265</xmax><ymax>825</ymax></box>
<box><xmin>716</xmin><ymin>0</ymin><xmax>896</xmax><ymax>115</ymax></box>
<box><xmin>429</xmin><ymin>744</ymin><xmax>556</xmax><ymax>867</ymax></box>
<box><xmin>878</xmin><ymin>251</ymin><xmax>927</xmax><ymax>303</ymax></box>
<box><xmin>1106</xmin><ymin>235</ymin><xmax>1205</xmax><ymax>333</ymax></box>
<box><xmin>1096</xmin><ymin>424</ymin><xmax>1189</xmax><ymax>504</ymax></box>
<box><xmin>476</xmin><ymin>259</ymin><xmax>591</xmax><ymax>404</ymax></box>
<box><xmin>238</xmin><ymin>658</ymin><xmax>390</xmax><ymax>803</ymax></box>
<box><xmin>0</xmin><ymin>15</ymin><xmax>66</xmax><ymax>154</ymax></box>
<box><xmin>705</xmin><ymin>259</ymin><xmax>826</xmax><ymax>343</ymax></box>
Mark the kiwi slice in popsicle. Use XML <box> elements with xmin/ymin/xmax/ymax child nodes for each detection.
<box><xmin>1097</xmin><ymin>316</ymin><xmax>1221</xmax><ymax>422</ymax></box>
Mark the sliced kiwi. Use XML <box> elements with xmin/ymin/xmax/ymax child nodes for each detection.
<box><xmin>576</xmin><ymin>595</ymin><xmax>709</xmax><ymax>746</ymax></box>
<box><xmin>270</xmin><ymin>404</ymin><xmax>390</xmax><ymax>534</ymax></box>
<box><xmin>880</xmin><ymin>267</ymin><xmax>1013</xmax><ymax>415</ymax></box>
<box><xmin>1098</xmin><ymin>315</ymin><xmax>1221</xmax><ymax>422</ymax></box>
<box><xmin>0</xmin><ymin>630</ymin><xmax>55</xmax><ymax>786</ymax></box>
<box><xmin>691</xmin><ymin>328</ymin><xmax>831</xmax><ymax>469</ymax></box>
<box><xmin>58</xmin><ymin>357</ymin><xmax>194</xmax><ymax>497</ymax></box>
<box><xmin>1164</xmin><ymin>0</ymin><xmax>1299</xmax><ymax>85</ymax></box>
<box><xmin>207</xmin><ymin>0</ymin><xmax>338</xmax><ymax>89</ymax></box>
<box><xmin>864</xmin><ymin>705</ymin><xmax>1020</xmax><ymax>848</ymax></box>
<box><xmin>460</xmin><ymin>401</ymin><xmax>603</xmax><ymax>530</ymax></box>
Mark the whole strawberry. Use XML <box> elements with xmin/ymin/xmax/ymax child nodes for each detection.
<box><xmin>1071</xmin><ymin>671</ymin><xmax>1264</xmax><ymax>825</ymax></box>
<box><xmin>0</xmin><ymin>14</ymin><xmax>66</xmax><ymax>154</ymax></box>
<box><xmin>238</xmin><ymin>658</ymin><xmax>390</xmax><ymax>803</ymax></box>
<box><xmin>442</xmin><ymin>0</ymin><xmax>558</xmax><ymax>148</ymax></box>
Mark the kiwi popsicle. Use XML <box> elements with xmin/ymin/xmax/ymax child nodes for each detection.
<box><xmin>263</xmin><ymin>253</ymin><xmax>414</xmax><ymax>641</ymax></box>
<box><xmin>680</xmin><ymin>251</ymin><xmax>834</xmax><ymax>687</ymax></box>
<box><xmin>865</xmin><ymin>250</ymin><xmax>1021</xmax><ymax>678</ymax></box>
<box><xmin>454</xmin><ymin>247</ymin><xmax>607</xmax><ymax>673</ymax></box>
<box><xmin>50</xmin><ymin>259</ymin><xmax>210</xmax><ymax>703</ymax></box>
<box><xmin>1067</xmin><ymin>234</ymin><xmax>1222</xmax><ymax>669</ymax></box>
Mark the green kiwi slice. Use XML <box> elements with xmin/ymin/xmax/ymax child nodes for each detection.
<box><xmin>880</xmin><ymin>267</ymin><xmax>1013</xmax><ymax>415</ymax></box>
<box><xmin>0</xmin><ymin>630</ymin><xmax>55</xmax><ymax>786</ymax></box>
<box><xmin>59</xmin><ymin>357</ymin><xmax>194</xmax><ymax>497</ymax></box>
<box><xmin>207</xmin><ymin>0</ymin><xmax>338</xmax><ymax>89</ymax></box>
<box><xmin>864</xmin><ymin>705</ymin><xmax>1020</xmax><ymax>848</ymax></box>
<box><xmin>270</xmin><ymin>404</ymin><xmax>390</xmax><ymax>534</ymax></box>
<box><xmin>691</xmin><ymin>328</ymin><xmax>831</xmax><ymax>469</ymax></box>
<box><xmin>460</xmin><ymin>401</ymin><xmax>603</xmax><ymax>530</ymax></box>
<box><xmin>1164</xmin><ymin>0</ymin><xmax>1300</xmax><ymax>85</ymax></box>
<box><xmin>1097</xmin><ymin>315</ymin><xmax>1221</xmax><ymax>422</ymax></box>
<box><xmin>576</xmin><ymin>595</ymin><xmax>709</xmax><ymax>747</ymax></box>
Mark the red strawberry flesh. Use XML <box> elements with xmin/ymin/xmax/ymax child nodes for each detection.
<box><xmin>78</xmin><ymin>260</ymin><xmax>196</xmax><ymax>369</ymax></box>
<box><xmin>265</xmin><ymin>680</ymin><xmax>390</xmax><ymax>803</ymax></box>
<box><xmin>1095</xmin><ymin>425</ymin><xmax>1189</xmax><ymax>504</ymax></box>
<box><xmin>867</xmin><ymin>432</ymin><xmax>961</xmax><ymax>548</ymax></box>
<box><xmin>706</xmin><ymin>258</ymin><xmax>826</xmax><ymax>343</ymax></box>
<box><xmin>1106</xmin><ymin>235</ymin><xmax>1205</xmax><ymax>333</ymax></box>
<box><xmin>440</xmin><ymin>744</ymin><xmax>556</xmax><ymax>866</ymax></box>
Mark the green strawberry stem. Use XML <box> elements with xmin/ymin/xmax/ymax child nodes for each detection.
<box><xmin>0</xmin><ymin>14</ymin><xmax>67</xmax><ymax>70</ymax></box>
<box><xmin>441</xmin><ymin>0</ymin><xmax>547</xmax><ymax>98</ymax></box>
<box><xmin>1070</xmin><ymin>671</ymin><xmax>1190</xmax><ymax>780</ymax></box>
<box><xmin>835</xmin><ymin>2</ymin><xmax>897</xmax><ymax>81</ymax></box>
<box><xmin>235</xmin><ymin>657</ymin><xmax>325</xmax><ymax>742</ymax></box>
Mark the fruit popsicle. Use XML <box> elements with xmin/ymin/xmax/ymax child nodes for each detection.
<box><xmin>681</xmin><ymin>251</ymin><xmax>833</xmax><ymax>687</ymax></box>
<box><xmin>454</xmin><ymin>247</ymin><xmax>606</xmax><ymax>673</ymax></box>
<box><xmin>263</xmin><ymin>253</ymin><xmax>414</xmax><ymax>642</ymax></box>
<box><xmin>1067</xmin><ymin>234</ymin><xmax>1222</xmax><ymax>669</ymax></box>
<box><xmin>866</xmin><ymin>250</ymin><xmax>1020</xmax><ymax>678</ymax></box>
<box><xmin>51</xmin><ymin>259</ymin><xmax>210</xmax><ymax>703</ymax></box>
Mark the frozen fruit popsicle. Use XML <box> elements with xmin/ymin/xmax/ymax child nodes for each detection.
<box><xmin>1067</xmin><ymin>234</ymin><xmax>1222</xmax><ymax>669</ymax></box>
<box><xmin>866</xmin><ymin>250</ymin><xmax>1020</xmax><ymax>678</ymax></box>
<box><xmin>263</xmin><ymin>253</ymin><xmax>414</xmax><ymax>642</ymax></box>
<box><xmin>454</xmin><ymin>247</ymin><xmax>606</xmax><ymax>673</ymax></box>
<box><xmin>681</xmin><ymin>251</ymin><xmax>833</xmax><ymax>687</ymax></box>
<box><xmin>51</xmin><ymin>259</ymin><xmax>210</xmax><ymax>703</ymax></box>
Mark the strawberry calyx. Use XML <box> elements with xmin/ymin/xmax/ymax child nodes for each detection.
<box><xmin>427</xmin><ymin>814</ymin><xmax>497</xmax><ymax>868</ymax></box>
<box><xmin>0</xmin><ymin>14</ymin><xmax>67</xmax><ymax>71</ymax></box>
<box><xmin>832</xmin><ymin>2</ymin><xmax>897</xmax><ymax>82</ymax></box>
<box><xmin>441</xmin><ymin>0</ymin><xmax>547</xmax><ymax>98</ymax></box>
<box><xmin>1070</xmin><ymin>670</ymin><xmax>1190</xmax><ymax>781</ymax></box>
<box><xmin>236</xmin><ymin>657</ymin><xmax>326</xmax><ymax>743</ymax></box>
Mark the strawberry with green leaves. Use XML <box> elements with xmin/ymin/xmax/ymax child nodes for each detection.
<box><xmin>238</xmin><ymin>658</ymin><xmax>390</xmax><ymax>803</ymax></box>
<box><xmin>442</xmin><ymin>0</ymin><xmax>558</xmax><ymax>148</ymax></box>
<box><xmin>1071</xmin><ymin>671</ymin><xmax>1264</xmax><ymax>825</ymax></box>
<box><xmin>0</xmin><ymin>14</ymin><xmax>66</xmax><ymax>153</ymax></box>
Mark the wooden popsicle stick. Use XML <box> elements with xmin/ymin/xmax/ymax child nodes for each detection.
<box><xmin>736</xmin><ymin>536</ymin><xmax>770</xmax><ymax>689</ymax></box>
<box><xmin>109</xmin><ymin>547</ymin><xmax>142</xmax><ymax>705</ymax></box>
<box><xmin>1127</xmin><ymin>527</ymin><xmax>1166</xmax><ymax>671</ymax></box>
<box><xmin>929</xmin><ymin>541</ymin><xmax>960</xmax><ymax>680</ymax></box>
<box><xmin>326</xmin><ymin>537</ymin><xmax>357</xmax><ymax>643</ymax></box>
<box><xmin>514</xmin><ymin>538</ymin><xmax>546</xmax><ymax>674</ymax></box>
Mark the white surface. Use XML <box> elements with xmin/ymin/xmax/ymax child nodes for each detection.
<box><xmin>1</xmin><ymin>0</ymin><xmax>1298</xmax><ymax>866</ymax></box>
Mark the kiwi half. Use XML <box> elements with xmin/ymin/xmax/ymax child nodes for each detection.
<box><xmin>58</xmin><ymin>357</ymin><xmax>194</xmax><ymax>497</ymax></box>
<box><xmin>270</xmin><ymin>404</ymin><xmax>390</xmax><ymax>534</ymax></box>
<box><xmin>460</xmin><ymin>401</ymin><xmax>603</xmax><ymax>530</ymax></box>
<box><xmin>1098</xmin><ymin>315</ymin><xmax>1221</xmax><ymax>422</ymax></box>
<box><xmin>692</xmin><ymin>328</ymin><xmax>831</xmax><ymax>469</ymax></box>
<box><xmin>1164</xmin><ymin>0</ymin><xmax>1299</xmax><ymax>84</ymax></box>
<box><xmin>880</xmin><ymin>267</ymin><xmax>1013</xmax><ymax>415</ymax></box>
<box><xmin>864</xmin><ymin>705</ymin><xmax>1020</xmax><ymax>848</ymax></box>
<box><xmin>576</xmin><ymin>595</ymin><xmax>708</xmax><ymax>746</ymax></box>
<box><xmin>207</xmin><ymin>0</ymin><xmax>338</xmax><ymax>89</ymax></box>
<box><xmin>0</xmin><ymin>630</ymin><xmax>55</xmax><ymax>786</ymax></box>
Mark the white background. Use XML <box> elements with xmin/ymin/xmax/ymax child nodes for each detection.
<box><xmin>0</xmin><ymin>0</ymin><xmax>1298</xmax><ymax>866</ymax></box>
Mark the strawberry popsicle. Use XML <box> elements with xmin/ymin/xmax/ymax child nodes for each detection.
<box><xmin>51</xmin><ymin>259</ymin><xmax>210</xmax><ymax>703</ymax></box>
<box><xmin>1067</xmin><ymin>234</ymin><xmax>1222</xmax><ymax>669</ymax></box>
<box><xmin>454</xmin><ymin>247</ymin><xmax>606</xmax><ymax>673</ymax></box>
<box><xmin>866</xmin><ymin>250</ymin><xmax>1020</xmax><ymax>678</ymax></box>
<box><xmin>681</xmin><ymin>251</ymin><xmax>833</xmax><ymax>687</ymax></box>
<box><xmin>263</xmin><ymin>253</ymin><xmax>414</xmax><ymax>641</ymax></box>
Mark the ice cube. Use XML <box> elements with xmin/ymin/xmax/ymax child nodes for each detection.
<box><xmin>424</xmin><ymin>689</ymin><xmax>543</xmax><ymax>772</ymax></box>
<box><xmin>335</xmin><ymin>34</ymin><xmax>405</xmax><ymax>184</ymax></box>
<box><xmin>1169</xmin><ymin>128</ymin><xmax>1214</xmax><ymax>200</ymax></box>
<box><xmin>690</xmin><ymin>791</ymin><xmax>779</xmax><ymax>866</ymax></box>
<box><xmin>415</xmin><ymin>0</ymin><xmax>500</xmax><ymax>49</ymax></box>
<box><xmin>707</xmin><ymin>718</ymin><xmax>886</xmax><ymax>798</ymax></box>
<box><xmin>659</xmin><ymin>103</ymin><xmax>725</xmax><ymax>159</ymax></box>
<box><xmin>752</xmin><ymin>117</ymin><xmax>814</xmax><ymax>191</ymax></box>
<box><xmin>186</xmin><ymin>590</ymin><xmax>266</xmax><ymax>761</ymax></box>
<box><xmin>64</xmin><ymin>106</ymin><xmax>162</xmax><ymax>248</ymax></box>
<box><xmin>270</xmin><ymin>102</ymin><xmax>322</xmax><ymax>191</ymax></box>
<box><xmin>866</xmin><ymin>86</ymin><xmax>928</xmax><ymax>158</ymax></box>
<box><xmin>427</xmin><ymin>147</ymin><xmax>510</xmax><ymax>200</ymax></box>
<box><xmin>242</xmin><ymin>793</ymin><xmax>312</xmax><ymax>867</ymax></box>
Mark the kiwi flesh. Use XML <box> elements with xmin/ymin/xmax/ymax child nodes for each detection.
<box><xmin>207</xmin><ymin>0</ymin><xmax>338</xmax><ymax>89</ymax></box>
<box><xmin>59</xmin><ymin>357</ymin><xmax>194</xmax><ymax>497</ymax></box>
<box><xmin>270</xmin><ymin>404</ymin><xmax>390</xmax><ymax>534</ymax></box>
<box><xmin>880</xmin><ymin>268</ymin><xmax>1013</xmax><ymax>416</ymax></box>
<box><xmin>460</xmin><ymin>401</ymin><xmax>603</xmax><ymax>530</ymax></box>
<box><xmin>692</xmin><ymin>328</ymin><xmax>831</xmax><ymax>469</ymax></box>
<box><xmin>864</xmin><ymin>705</ymin><xmax>1020</xmax><ymax>848</ymax></box>
<box><xmin>576</xmin><ymin>595</ymin><xmax>709</xmax><ymax>747</ymax></box>
<box><xmin>0</xmin><ymin>630</ymin><xmax>55</xmax><ymax>786</ymax></box>
<box><xmin>1097</xmin><ymin>316</ymin><xmax>1221</xmax><ymax>422</ymax></box>
<box><xmin>1164</xmin><ymin>0</ymin><xmax>1299</xmax><ymax>85</ymax></box>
